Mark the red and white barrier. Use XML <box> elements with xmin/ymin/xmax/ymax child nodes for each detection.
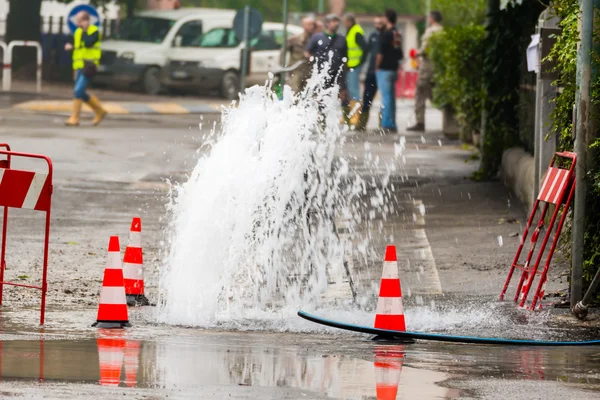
<box><xmin>123</xmin><ymin>217</ymin><xmax>148</xmax><ymax>305</ymax></box>
<box><xmin>374</xmin><ymin>245</ymin><xmax>406</xmax><ymax>332</ymax></box>
<box><xmin>0</xmin><ymin>145</ymin><xmax>53</xmax><ymax>326</ymax></box>
<box><xmin>374</xmin><ymin>345</ymin><xmax>404</xmax><ymax>400</ymax></box>
<box><xmin>2</xmin><ymin>40</ymin><xmax>42</xmax><ymax>92</ymax></box>
<box><xmin>123</xmin><ymin>340</ymin><xmax>140</xmax><ymax>387</ymax></box>
<box><xmin>97</xmin><ymin>336</ymin><xmax>126</xmax><ymax>386</ymax></box>
<box><xmin>92</xmin><ymin>236</ymin><xmax>131</xmax><ymax>328</ymax></box>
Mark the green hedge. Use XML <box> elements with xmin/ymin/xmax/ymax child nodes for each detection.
<box><xmin>428</xmin><ymin>24</ymin><xmax>486</xmax><ymax>141</ymax></box>
<box><xmin>546</xmin><ymin>0</ymin><xmax>600</xmax><ymax>286</ymax></box>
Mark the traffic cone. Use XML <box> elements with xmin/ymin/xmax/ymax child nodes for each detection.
<box><xmin>374</xmin><ymin>245</ymin><xmax>406</xmax><ymax>332</ymax></box>
<box><xmin>92</xmin><ymin>236</ymin><xmax>131</xmax><ymax>328</ymax></box>
<box><xmin>97</xmin><ymin>331</ymin><xmax>125</xmax><ymax>386</ymax></box>
<box><xmin>123</xmin><ymin>217</ymin><xmax>149</xmax><ymax>306</ymax></box>
<box><xmin>374</xmin><ymin>345</ymin><xmax>404</xmax><ymax>400</ymax></box>
<box><xmin>123</xmin><ymin>340</ymin><xmax>140</xmax><ymax>387</ymax></box>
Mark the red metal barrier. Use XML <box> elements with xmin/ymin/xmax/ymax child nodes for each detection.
<box><xmin>0</xmin><ymin>147</ymin><xmax>53</xmax><ymax>325</ymax></box>
<box><xmin>500</xmin><ymin>151</ymin><xmax>576</xmax><ymax>310</ymax></box>
<box><xmin>396</xmin><ymin>70</ymin><xmax>418</xmax><ymax>99</ymax></box>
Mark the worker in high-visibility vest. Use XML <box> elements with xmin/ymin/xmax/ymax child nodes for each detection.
<box><xmin>343</xmin><ymin>14</ymin><xmax>367</xmax><ymax>128</ymax></box>
<box><xmin>64</xmin><ymin>11</ymin><xmax>106</xmax><ymax>127</ymax></box>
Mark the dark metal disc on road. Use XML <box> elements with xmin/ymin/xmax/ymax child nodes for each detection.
<box><xmin>233</xmin><ymin>8</ymin><xmax>263</xmax><ymax>42</ymax></box>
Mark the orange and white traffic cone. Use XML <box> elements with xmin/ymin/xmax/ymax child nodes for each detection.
<box><xmin>123</xmin><ymin>340</ymin><xmax>140</xmax><ymax>387</ymax></box>
<box><xmin>97</xmin><ymin>331</ymin><xmax>125</xmax><ymax>386</ymax></box>
<box><xmin>374</xmin><ymin>245</ymin><xmax>407</xmax><ymax>332</ymax></box>
<box><xmin>374</xmin><ymin>345</ymin><xmax>404</xmax><ymax>400</ymax></box>
<box><xmin>123</xmin><ymin>217</ymin><xmax>149</xmax><ymax>306</ymax></box>
<box><xmin>92</xmin><ymin>236</ymin><xmax>131</xmax><ymax>328</ymax></box>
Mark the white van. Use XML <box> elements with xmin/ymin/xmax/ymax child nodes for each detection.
<box><xmin>96</xmin><ymin>8</ymin><xmax>235</xmax><ymax>94</ymax></box>
<box><xmin>161</xmin><ymin>22</ymin><xmax>303</xmax><ymax>99</ymax></box>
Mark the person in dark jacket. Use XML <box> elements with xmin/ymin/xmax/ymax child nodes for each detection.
<box><xmin>356</xmin><ymin>16</ymin><xmax>384</xmax><ymax>131</ymax></box>
<box><xmin>305</xmin><ymin>14</ymin><xmax>348</xmax><ymax>93</ymax></box>
<box><xmin>375</xmin><ymin>9</ymin><xmax>403</xmax><ymax>132</ymax></box>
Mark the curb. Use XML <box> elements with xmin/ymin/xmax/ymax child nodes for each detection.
<box><xmin>501</xmin><ymin>147</ymin><xmax>534</xmax><ymax>212</ymax></box>
<box><xmin>13</xmin><ymin>100</ymin><xmax>221</xmax><ymax>115</ymax></box>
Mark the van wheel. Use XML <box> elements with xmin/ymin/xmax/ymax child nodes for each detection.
<box><xmin>142</xmin><ymin>66</ymin><xmax>162</xmax><ymax>95</ymax></box>
<box><xmin>220</xmin><ymin>71</ymin><xmax>240</xmax><ymax>100</ymax></box>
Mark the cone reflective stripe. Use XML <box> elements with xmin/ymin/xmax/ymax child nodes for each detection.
<box><xmin>93</xmin><ymin>236</ymin><xmax>131</xmax><ymax>328</ymax></box>
<box><xmin>97</xmin><ymin>337</ymin><xmax>125</xmax><ymax>386</ymax></box>
<box><xmin>374</xmin><ymin>245</ymin><xmax>406</xmax><ymax>331</ymax></box>
<box><xmin>123</xmin><ymin>217</ymin><xmax>144</xmax><ymax>296</ymax></box>
<box><xmin>123</xmin><ymin>340</ymin><xmax>140</xmax><ymax>387</ymax></box>
<box><xmin>374</xmin><ymin>346</ymin><xmax>404</xmax><ymax>400</ymax></box>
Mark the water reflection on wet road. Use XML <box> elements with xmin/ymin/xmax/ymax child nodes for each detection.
<box><xmin>0</xmin><ymin>328</ymin><xmax>599</xmax><ymax>399</ymax></box>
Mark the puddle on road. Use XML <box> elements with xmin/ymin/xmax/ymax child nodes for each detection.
<box><xmin>0</xmin><ymin>331</ymin><xmax>457</xmax><ymax>399</ymax></box>
<box><xmin>0</xmin><ymin>328</ymin><xmax>599</xmax><ymax>399</ymax></box>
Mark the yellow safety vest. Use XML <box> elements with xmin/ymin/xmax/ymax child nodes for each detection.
<box><xmin>73</xmin><ymin>25</ymin><xmax>102</xmax><ymax>70</ymax></box>
<box><xmin>346</xmin><ymin>24</ymin><xmax>365</xmax><ymax>68</ymax></box>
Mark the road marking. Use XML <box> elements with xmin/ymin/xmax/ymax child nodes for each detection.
<box><xmin>399</xmin><ymin>199</ymin><xmax>442</xmax><ymax>295</ymax></box>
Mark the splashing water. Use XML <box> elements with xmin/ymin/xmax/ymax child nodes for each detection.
<box><xmin>158</xmin><ymin>71</ymin><xmax>370</xmax><ymax>328</ymax></box>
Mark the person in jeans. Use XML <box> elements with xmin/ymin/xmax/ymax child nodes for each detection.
<box><xmin>343</xmin><ymin>13</ymin><xmax>367</xmax><ymax>127</ymax></box>
<box><xmin>375</xmin><ymin>9</ymin><xmax>403</xmax><ymax>132</ymax></box>
<box><xmin>407</xmin><ymin>11</ymin><xmax>443</xmax><ymax>131</ymax></box>
<box><xmin>357</xmin><ymin>16</ymin><xmax>384</xmax><ymax>131</ymax></box>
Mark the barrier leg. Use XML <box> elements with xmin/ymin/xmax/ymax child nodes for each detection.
<box><xmin>0</xmin><ymin>207</ymin><xmax>7</xmax><ymax>306</ymax></box>
<box><xmin>519</xmin><ymin>201</ymin><xmax>565</xmax><ymax>308</ymax></box>
<box><xmin>500</xmin><ymin>199</ymin><xmax>540</xmax><ymax>300</ymax></box>
<box><xmin>513</xmin><ymin>204</ymin><xmax>549</xmax><ymax>302</ymax></box>
<box><xmin>529</xmin><ymin>182</ymin><xmax>576</xmax><ymax>310</ymax></box>
<box><xmin>39</xmin><ymin>210</ymin><xmax>51</xmax><ymax>326</ymax></box>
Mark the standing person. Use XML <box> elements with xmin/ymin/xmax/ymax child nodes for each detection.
<box><xmin>315</xmin><ymin>20</ymin><xmax>324</xmax><ymax>33</ymax></box>
<box><xmin>357</xmin><ymin>16</ymin><xmax>384</xmax><ymax>131</ymax></box>
<box><xmin>306</xmin><ymin>14</ymin><xmax>348</xmax><ymax>93</ymax></box>
<box><xmin>64</xmin><ymin>11</ymin><xmax>106</xmax><ymax>127</ymax></box>
<box><xmin>343</xmin><ymin>14</ymin><xmax>367</xmax><ymax>127</ymax></box>
<box><xmin>286</xmin><ymin>16</ymin><xmax>316</xmax><ymax>93</ymax></box>
<box><xmin>407</xmin><ymin>11</ymin><xmax>443</xmax><ymax>131</ymax></box>
<box><xmin>375</xmin><ymin>9</ymin><xmax>403</xmax><ymax>133</ymax></box>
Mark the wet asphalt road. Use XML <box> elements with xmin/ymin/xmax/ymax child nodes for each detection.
<box><xmin>0</xmin><ymin>101</ymin><xmax>599</xmax><ymax>399</ymax></box>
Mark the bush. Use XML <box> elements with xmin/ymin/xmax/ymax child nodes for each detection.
<box><xmin>546</xmin><ymin>0</ymin><xmax>600</xmax><ymax>287</ymax></box>
<box><xmin>428</xmin><ymin>24</ymin><xmax>486</xmax><ymax>141</ymax></box>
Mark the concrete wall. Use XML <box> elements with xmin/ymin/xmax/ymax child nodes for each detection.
<box><xmin>501</xmin><ymin>147</ymin><xmax>535</xmax><ymax>212</ymax></box>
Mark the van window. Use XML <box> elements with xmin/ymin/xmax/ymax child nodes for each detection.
<box><xmin>198</xmin><ymin>28</ymin><xmax>240</xmax><ymax>48</ymax></box>
<box><xmin>175</xmin><ymin>20</ymin><xmax>203</xmax><ymax>47</ymax></box>
<box><xmin>110</xmin><ymin>17</ymin><xmax>175</xmax><ymax>43</ymax></box>
<box><xmin>252</xmin><ymin>33</ymin><xmax>279</xmax><ymax>51</ymax></box>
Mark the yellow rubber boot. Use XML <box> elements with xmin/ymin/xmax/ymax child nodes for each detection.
<box><xmin>87</xmin><ymin>95</ymin><xmax>107</xmax><ymax>126</ymax></box>
<box><xmin>349</xmin><ymin>101</ymin><xmax>362</xmax><ymax>127</ymax></box>
<box><xmin>64</xmin><ymin>99</ymin><xmax>83</xmax><ymax>126</ymax></box>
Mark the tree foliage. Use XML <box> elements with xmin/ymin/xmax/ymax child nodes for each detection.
<box><xmin>430</xmin><ymin>0</ymin><xmax>487</xmax><ymax>27</ymax></box>
<box><xmin>428</xmin><ymin>24</ymin><xmax>486</xmax><ymax>140</ymax></box>
<box><xmin>478</xmin><ymin>0</ymin><xmax>544</xmax><ymax>178</ymax></box>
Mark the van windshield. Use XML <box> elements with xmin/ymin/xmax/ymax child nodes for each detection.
<box><xmin>110</xmin><ymin>17</ymin><xmax>175</xmax><ymax>43</ymax></box>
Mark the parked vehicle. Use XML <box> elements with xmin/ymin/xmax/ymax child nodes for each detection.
<box><xmin>96</xmin><ymin>8</ymin><xmax>235</xmax><ymax>95</ymax></box>
<box><xmin>160</xmin><ymin>22</ymin><xmax>303</xmax><ymax>100</ymax></box>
